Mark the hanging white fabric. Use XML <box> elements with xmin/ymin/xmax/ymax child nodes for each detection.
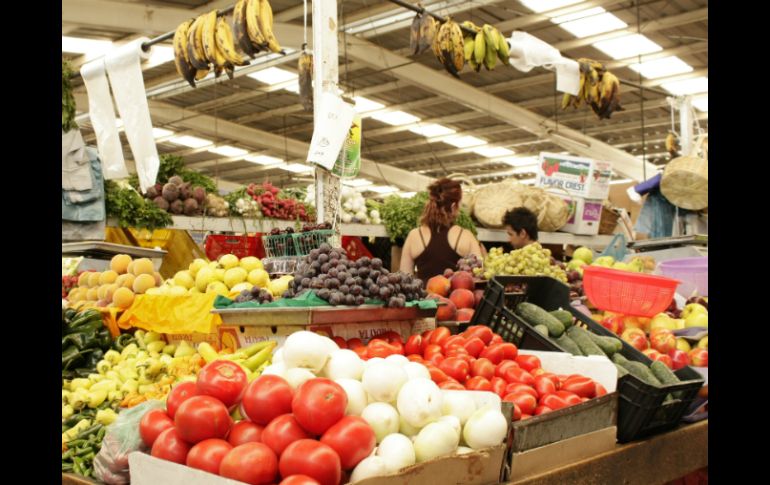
<box><xmin>506</xmin><ymin>31</ymin><xmax>581</xmax><ymax>96</ymax></box>
<box><xmin>80</xmin><ymin>59</ymin><xmax>129</xmax><ymax>180</ymax></box>
<box><xmin>105</xmin><ymin>38</ymin><xmax>160</xmax><ymax>193</ymax></box>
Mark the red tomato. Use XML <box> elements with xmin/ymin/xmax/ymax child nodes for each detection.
<box><xmin>261</xmin><ymin>414</ymin><xmax>312</xmax><ymax>456</ymax></box>
<box><xmin>404</xmin><ymin>335</ymin><xmax>422</xmax><ymax>355</ymax></box>
<box><xmin>389</xmin><ymin>341</ymin><xmax>404</xmax><ymax>356</ymax></box>
<box><xmin>465</xmin><ymin>376</ymin><xmax>493</xmax><ymax>392</ymax></box>
<box><xmin>539</xmin><ymin>394</ymin><xmax>569</xmax><ymax>410</ymax></box>
<box><xmin>439</xmin><ymin>357</ymin><xmax>470</xmax><ymax>383</ymax></box>
<box><xmin>442</xmin><ymin>335</ymin><xmax>466</xmax><ymax>352</ymax></box>
<box><xmin>375</xmin><ymin>331</ymin><xmax>403</xmax><ymax>345</ymax></box>
<box><xmin>445</xmin><ymin>347</ymin><xmax>471</xmax><ymax>361</ymax></box>
<box><xmin>561</xmin><ymin>376</ymin><xmax>596</xmax><ymax>399</ymax></box>
<box><xmin>512</xmin><ymin>403</ymin><xmax>522</xmax><ymax>421</ymax></box>
<box><xmin>495</xmin><ymin>360</ymin><xmax>519</xmax><ymax>379</ymax></box>
<box><xmin>503</xmin><ymin>367</ymin><xmax>535</xmax><ymax>386</ymax></box>
<box><xmin>175</xmin><ymin>395</ymin><xmax>233</xmax><ymax>444</ymax></box>
<box><xmin>332</xmin><ymin>337</ymin><xmax>347</xmax><ymax>349</ymax></box>
<box><xmin>463</xmin><ymin>326</ymin><xmax>493</xmax><ymax>345</ymax></box>
<box><xmin>515</xmin><ymin>354</ymin><xmax>542</xmax><ymax>373</ymax></box>
<box><xmin>531</xmin><ymin>368</ymin><xmax>547</xmax><ymax>378</ymax></box>
<box><xmin>166</xmin><ymin>382</ymin><xmax>200</xmax><ymax>420</ymax></box>
<box><xmin>151</xmin><ymin>427</ymin><xmax>192</xmax><ymax>465</ymax></box>
<box><xmin>533</xmin><ymin>375</ymin><xmax>557</xmax><ymax>398</ymax></box>
<box><xmin>538</xmin><ymin>373</ymin><xmax>561</xmax><ymax>390</ymax></box>
<box><xmin>219</xmin><ymin>442</ymin><xmax>278</xmax><ymax>485</ymax></box>
<box><xmin>555</xmin><ymin>391</ymin><xmax>583</xmax><ymax>406</ymax></box>
<box><xmin>489</xmin><ymin>335</ymin><xmax>504</xmax><ymax>345</ymax></box>
<box><xmin>429</xmin><ymin>327</ymin><xmax>451</xmax><ymax>346</ymax></box>
<box><xmin>368</xmin><ymin>339</ymin><xmax>400</xmax><ymax>359</ymax></box>
<box><xmin>423</xmin><ymin>344</ymin><xmax>443</xmax><ymax>360</ymax></box>
<box><xmin>406</xmin><ymin>354</ymin><xmax>424</xmax><ymax>363</ymax></box>
<box><xmin>421</xmin><ymin>330</ymin><xmax>434</xmax><ymax>352</ymax></box>
<box><xmin>462</xmin><ymin>337</ymin><xmax>485</xmax><ymax>358</ymax></box>
<box><xmin>479</xmin><ymin>344</ymin><xmax>506</xmax><ymax>364</ymax></box>
<box><xmin>292</xmin><ymin>378</ymin><xmax>347</xmax><ymax>436</ymax></box>
<box><xmin>498</xmin><ymin>343</ymin><xmax>518</xmax><ymax>361</ymax></box>
<box><xmin>186</xmin><ymin>438</ymin><xmax>233</xmax><ymax>475</ymax></box>
<box><xmin>228</xmin><ymin>421</ymin><xmax>264</xmax><ymax>446</ymax></box>
<box><xmin>594</xmin><ymin>383</ymin><xmax>608</xmax><ymax>397</ymax></box>
<box><xmin>534</xmin><ymin>405</ymin><xmax>552</xmax><ymax>416</ymax></box>
<box><xmin>505</xmin><ymin>383</ymin><xmax>538</xmax><ymax>399</ymax></box>
<box><xmin>140</xmin><ymin>409</ymin><xmax>175</xmax><ymax>448</ymax></box>
<box><xmin>352</xmin><ymin>346</ymin><xmax>369</xmax><ymax>360</ymax></box>
<box><xmin>490</xmin><ymin>377</ymin><xmax>507</xmax><ymax>397</ymax></box>
<box><xmin>196</xmin><ymin>360</ymin><xmax>248</xmax><ymax>409</ymax></box>
<box><xmin>505</xmin><ymin>392</ymin><xmax>537</xmax><ymax>415</ymax></box>
<box><xmin>470</xmin><ymin>358</ymin><xmax>495</xmax><ymax>380</ymax></box>
<box><xmin>279</xmin><ymin>439</ymin><xmax>342</xmax><ymax>485</ymax></box>
<box><xmin>438</xmin><ymin>380</ymin><xmax>466</xmax><ymax>390</ymax></box>
<box><xmin>427</xmin><ymin>353</ymin><xmax>445</xmax><ymax>366</ymax></box>
<box><xmin>346</xmin><ymin>338</ymin><xmax>364</xmax><ymax>350</ymax></box>
<box><xmin>427</xmin><ymin>365</ymin><xmax>450</xmax><ymax>384</ymax></box>
<box><xmin>280</xmin><ymin>476</ymin><xmax>321</xmax><ymax>485</ymax></box>
<box><xmin>320</xmin><ymin>416</ymin><xmax>376</xmax><ymax>470</ymax></box>
<box><xmin>242</xmin><ymin>375</ymin><xmax>294</xmax><ymax>425</ymax></box>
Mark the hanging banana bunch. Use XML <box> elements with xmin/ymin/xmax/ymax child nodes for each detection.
<box><xmin>665</xmin><ymin>132</ymin><xmax>680</xmax><ymax>157</ymax></box>
<box><xmin>298</xmin><ymin>50</ymin><xmax>313</xmax><ymax>112</ymax></box>
<box><xmin>432</xmin><ymin>18</ymin><xmax>465</xmax><ymax>78</ymax></box>
<box><xmin>561</xmin><ymin>58</ymin><xmax>624</xmax><ymax>120</ymax></box>
<box><xmin>172</xmin><ymin>0</ymin><xmax>283</xmax><ymax>87</ymax></box>
<box><xmin>409</xmin><ymin>10</ymin><xmax>438</xmax><ymax>56</ymax></box>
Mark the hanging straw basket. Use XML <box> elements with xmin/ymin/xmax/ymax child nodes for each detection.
<box><xmin>472</xmin><ymin>180</ymin><xmax>527</xmax><ymax>228</ymax></box>
<box><xmin>447</xmin><ymin>173</ymin><xmax>478</xmax><ymax>215</ymax></box>
<box><xmin>520</xmin><ymin>185</ymin><xmax>575</xmax><ymax>232</ymax></box>
<box><xmin>660</xmin><ymin>155</ymin><xmax>708</xmax><ymax>210</ymax></box>
<box><xmin>598</xmin><ymin>204</ymin><xmax>620</xmax><ymax>235</ymax></box>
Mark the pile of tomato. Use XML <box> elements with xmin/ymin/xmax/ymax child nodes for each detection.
<box><xmin>139</xmin><ymin>360</ymin><xmax>374</xmax><ymax>485</ymax></box>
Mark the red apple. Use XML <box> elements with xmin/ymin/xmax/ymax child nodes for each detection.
<box><xmin>642</xmin><ymin>348</ymin><xmax>662</xmax><ymax>360</ymax></box>
<box><xmin>600</xmin><ymin>315</ymin><xmax>624</xmax><ymax>335</ymax></box>
<box><xmin>668</xmin><ymin>349</ymin><xmax>691</xmax><ymax>370</ymax></box>
<box><xmin>456</xmin><ymin>308</ymin><xmax>474</xmax><ymax>323</ymax></box>
<box><xmin>435</xmin><ymin>297</ymin><xmax>457</xmax><ymax>321</ymax></box>
<box><xmin>443</xmin><ymin>268</ymin><xmax>454</xmax><ymax>278</ymax></box>
<box><xmin>473</xmin><ymin>289</ymin><xmax>484</xmax><ymax>309</ymax></box>
<box><xmin>449</xmin><ymin>288</ymin><xmax>475</xmax><ymax>310</ymax></box>
<box><xmin>450</xmin><ymin>271</ymin><xmax>475</xmax><ymax>292</ymax></box>
<box><xmin>688</xmin><ymin>348</ymin><xmax>708</xmax><ymax>367</ymax></box>
<box><xmin>650</xmin><ymin>330</ymin><xmax>677</xmax><ymax>354</ymax></box>
<box><xmin>653</xmin><ymin>354</ymin><xmax>673</xmax><ymax>369</ymax></box>
<box><xmin>427</xmin><ymin>276</ymin><xmax>451</xmax><ymax>297</ymax></box>
<box><xmin>620</xmin><ymin>328</ymin><xmax>648</xmax><ymax>351</ymax></box>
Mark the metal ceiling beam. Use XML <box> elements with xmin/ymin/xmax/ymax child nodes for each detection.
<box><xmin>494</xmin><ymin>0</ymin><xmax>629</xmax><ymax>34</ymax></box>
<box><xmin>642</xmin><ymin>68</ymin><xmax>708</xmax><ymax>88</ymax></box>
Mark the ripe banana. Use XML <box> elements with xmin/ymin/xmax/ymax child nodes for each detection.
<box><xmin>463</xmin><ymin>35</ymin><xmax>475</xmax><ymax>62</ymax></box>
<box><xmin>482</xmin><ymin>25</ymin><xmax>498</xmax><ymax>70</ymax></box>
<box><xmin>473</xmin><ymin>30</ymin><xmax>486</xmax><ymax>65</ymax></box>
<box><xmin>201</xmin><ymin>10</ymin><xmax>219</xmax><ymax>64</ymax></box>
<box><xmin>448</xmin><ymin>20</ymin><xmax>464</xmax><ymax>72</ymax></box>
<box><xmin>410</xmin><ymin>13</ymin><xmax>421</xmax><ymax>55</ymax></box>
<box><xmin>418</xmin><ymin>14</ymin><xmax>437</xmax><ymax>55</ymax></box>
<box><xmin>194</xmin><ymin>68</ymin><xmax>209</xmax><ymax>81</ymax></box>
<box><xmin>187</xmin><ymin>16</ymin><xmax>209</xmax><ymax>70</ymax></box>
<box><xmin>432</xmin><ymin>22</ymin><xmax>444</xmax><ymax>62</ymax></box>
<box><xmin>434</xmin><ymin>19</ymin><xmax>463</xmax><ymax>77</ymax></box>
<box><xmin>233</xmin><ymin>0</ymin><xmax>258</xmax><ymax>58</ymax></box>
<box><xmin>246</xmin><ymin>0</ymin><xmax>267</xmax><ymax>48</ymax></box>
<box><xmin>298</xmin><ymin>51</ymin><xmax>313</xmax><ymax>112</ymax></box>
<box><xmin>173</xmin><ymin>19</ymin><xmax>197</xmax><ymax>88</ymax></box>
<box><xmin>496</xmin><ymin>29</ymin><xmax>510</xmax><ymax>65</ymax></box>
<box><xmin>257</xmin><ymin>0</ymin><xmax>281</xmax><ymax>53</ymax></box>
<box><xmin>215</xmin><ymin>17</ymin><xmax>248</xmax><ymax>66</ymax></box>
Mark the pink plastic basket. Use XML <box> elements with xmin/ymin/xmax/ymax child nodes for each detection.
<box><xmin>583</xmin><ymin>265</ymin><xmax>680</xmax><ymax>317</ymax></box>
<box><xmin>658</xmin><ymin>257</ymin><xmax>708</xmax><ymax>297</ymax></box>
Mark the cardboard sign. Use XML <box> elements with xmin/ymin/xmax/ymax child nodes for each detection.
<box><xmin>307</xmin><ymin>93</ymin><xmax>356</xmax><ymax>170</ymax></box>
<box><xmin>538</xmin><ymin>152</ymin><xmax>612</xmax><ymax>199</ymax></box>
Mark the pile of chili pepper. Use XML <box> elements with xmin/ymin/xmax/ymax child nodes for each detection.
<box><xmin>61</xmin><ymin>308</ymin><xmax>119</xmax><ymax>380</ymax></box>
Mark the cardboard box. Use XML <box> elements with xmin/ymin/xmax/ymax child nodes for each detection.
<box><xmin>164</xmin><ymin>331</ymin><xmax>221</xmax><ymax>349</ymax></box>
<box><xmin>509</xmin><ymin>426</ymin><xmax>618</xmax><ymax>481</ymax></box>
<box><xmin>537</xmin><ymin>152</ymin><xmax>612</xmax><ymax>200</ymax></box>
<box><xmin>558</xmin><ymin>196</ymin><xmax>603</xmax><ymax>235</ymax></box>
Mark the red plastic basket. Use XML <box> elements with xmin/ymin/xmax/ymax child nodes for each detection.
<box><xmin>582</xmin><ymin>265</ymin><xmax>680</xmax><ymax>317</ymax></box>
<box><xmin>205</xmin><ymin>234</ymin><xmax>260</xmax><ymax>261</ymax></box>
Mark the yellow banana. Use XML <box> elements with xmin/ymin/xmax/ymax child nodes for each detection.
<box><xmin>257</xmin><ymin>0</ymin><xmax>281</xmax><ymax>53</ymax></box>
<box><xmin>215</xmin><ymin>17</ymin><xmax>248</xmax><ymax>66</ymax></box>
<box><xmin>561</xmin><ymin>92</ymin><xmax>573</xmax><ymax>110</ymax></box>
<box><xmin>469</xmin><ymin>57</ymin><xmax>481</xmax><ymax>72</ymax></box>
<box><xmin>194</xmin><ymin>68</ymin><xmax>209</xmax><ymax>81</ymax></box>
<box><xmin>246</xmin><ymin>0</ymin><xmax>267</xmax><ymax>48</ymax></box>
<box><xmin>463</xmin><ymin>36</ymin><xmax>475</xmax><ymax>62</ymax></box>
<box><xmin>187</xmin><ymin>16</ymin><xmax>209</xmax><ymax>70</ymax></box>
<box><xmin>461</xmin><ymin>20</ymin><xmax>480</xmax><ymax>33</ymax></box>
<box><xmin>496</xmin><ymin>28</ymin><xmax>510</xmax><ymax>65</ymax></box>
<box><xmin>473</xmin><ymin>30</ymin><xmax>486</xmax><ymax>65</ymax></box>
<box><xmin>448</xmin><ymin>20</ymin><xmax>464</xmax><ymax>72</ymax></box>
<box><xmin>233</xmin><ymin>0</ymin><xmax>258</xmax><ymax>58</ymax></box>
<box><xmin>482</xmin><ymin>25</ymin><xmax>498</xmax><ymax>70</ymax></box>
<box><xmin>432</xmin><ymin>22</ymin><xmax>445</xmax><ymax>63</ymax></box>
<box><xmin>418</xmin><ymin>15</ymin><xmax>437</xmax><ymax>55</ymax></box>
<box><xmin>201</xmin><ymin>10</ymin><xmax>219</xmax><ymax>64</ymax></box>
<box><xmin>173</xmin><ymin>19</ymin><xmax>197</xmax><ymax>88</ymax></box>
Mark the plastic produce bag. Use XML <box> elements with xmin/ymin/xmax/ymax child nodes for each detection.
<box><xmin>93</xmin><ymin>400</ymin><xmax>164</xmax><ymax>484</ymax></box>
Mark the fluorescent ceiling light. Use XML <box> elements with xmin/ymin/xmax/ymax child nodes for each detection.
<box><xmin>409</xmin><ymin>124</ymin><xmax>456</xmax><ymax>137</ymax></box>
<box><xmin>244</xmin><ymin>155</ymin><xmax>282</xmax><ymax>166</ymax></box>
<box><xmin>396</xmin><ymin>192</ymin><xmax>417</xmax><ymax>198</ymax></box>
<box><xmin>593</xmin><ymin>34</ymin><xmax>662</xmax><ymax>59</ymax></box>
<box><xmin>283</xmin><ymin>81</ymin><xmax>300</xmax><ymax>93</ymax></box>
<box><xmin>153</xmin><ymin>128</ymin><xmax>174</xmax><ymax>138</ymax></box>
<box><xmin>146</xmin><ymin>46</ymin><xmax>174</xmax><ymax>68</ymax></box>
<box><xmin>367</xmin><ymin>185</ymin><xmax>399</xmax><ymax>194</ymax></box>
<box><xmin>209</xmin><ymin>145</ymin><xmax>248</xmax><ymax>157</ymax></box>
<box><xmin>552</xmin><ymin>8</ymin><xmax>627</xmax><ymax>38</ymax></box>
<box><xmin>629</xmin><ymin>56</ymin><xmax>693</xmax><ymax>79</ymax></box>
<box><xmin>275</xmin><ymin>163</ymin><xmax>313</xmax><ymax>174</ymax></box>
<box><xmin>354</xmin><ymin>96</ymin><xmax>386</xmax><ymax>113</ymax></box>
<box><xmin>474</xmin><ymin>146</ymin><xmax>515</xmax><ymax>158</ymax></box>
<box><xmin>520</xmin><ymin>0</ymin><xmax>581</xmax><ymax>13</ymax></box>
<box><xmin>370</xmin><ymin>110</ymin><xmax>421</xmax><ymax>126</ymax></box>
<box><xmin>248</xmin><ymin>67</ymin><xmax>297</xmax><ymax>85</ymax></box>
<box><xmin>62</xmin><ymin>36</ymin><xmax>112</xmax><ymax>60</ymax></box>
<box><xmin>692</xmin><ymin>97</ymin><xmax>708</xmax><ymax>112</ymax></box>
<box><xmin>444</xmin><ymin>136</ymin><xmax>487</xmax><ymax>148</ymax></box>
<box><xmin>342</xmin><ymin>178</ymin><xmax>373</xmax><ymax>187</ymax></box>
<box><xmin>500</xmin><ymin>156</ymin><xmax>539</xmax><ymax>167</ymax></box>
<box><xmin>168</xmin><ymin>135</ymin><xmax>212</xmax><ymax>148</ymax></box>
<box><xmin>661</xmin><ymin>76</ymin><xmax>708</xmax><ymax>95</ymax></box>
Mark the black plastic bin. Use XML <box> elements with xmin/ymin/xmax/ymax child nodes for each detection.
<box><xmin>470</xmin><ymin>275</ymin><xmax>705</xmax><ymax>443</ymax></box>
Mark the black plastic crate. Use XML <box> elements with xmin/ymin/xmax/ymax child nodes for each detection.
<box><xmin>470</xmin><ymin>275</ymin><xmax>704</xmax><ymax>443</ymax></box>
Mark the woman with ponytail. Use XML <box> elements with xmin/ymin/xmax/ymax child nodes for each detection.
<box><xmin>400</xmin><ymin>178</ymin><xmax>483</xmax><ymax>281</ymax></box>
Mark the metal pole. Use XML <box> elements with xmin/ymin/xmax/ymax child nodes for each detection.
<box><xmin>678</xmin><ymin>95</ymin><xmax>693</xmax><ymax>156</ymax></box>
<box><xmin>313</xmin><ymin>0</ymin><xmax>341</xmax><ymax>225</ymax></box>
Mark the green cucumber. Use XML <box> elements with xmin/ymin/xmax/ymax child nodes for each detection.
<box><xmin>549</xmin><ymin>309</ymin><xmax>574</xmax><ymax>328</ymax></box>
<box><xmin>566</xmin><ymin>326</ymin><xmax>605</xmax><ymax>356</ymax></box>
<box><xmin>611</xmin><ymin>354</ymin><xmax>661</xmax><ymax>386</ymax></box>
<box><xmin>586</xmin><ymin>332</ymin><xmax>623</xmax><ymax>356</ymax></box>
<box><xmin>554</xmin><ymin>334</ymin><xmax>583</xmax><ymax>356</ymax></box>
<box><xmin>533</xmin><ymin>325</ymin><xmax>549</xmax><ymax>337</ymax></box>
<box><xmin>614</xmin><ymin>363</ymin><xmax>629</xmax><ymax>378</ymax></box>
<box><xmin>515</xmin><ymin>302</ymin><xmax>565</xmax><ymax>338</ymax></box>
<box><xmin>650</xmin><ymin>361</ymin><xmax>681</xmax><ymax>385</ymax></box>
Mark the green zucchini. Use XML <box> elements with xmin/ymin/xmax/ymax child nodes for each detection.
<box><xmin>533</xmin><ymin>324</ymin><xmax>549</xmax><ymax>337</ymax></box>
<box><xmin>549</xmin><ymin>309</ymin><xmax>574</xmax><ymax>328</ymax></box>
<box><xmin>611</xmin><ymin>354</ymin><xmax>661</xmax><ymax>386</ymax></box>
<box><xmin>566</xmin><ymin>326</ymin><xmax>605</xmax><ymax>356</ymax></box>
<box><xmin>650</xmin><ymin>361</ymin><xmax>681</xmax><ymax>385</ymax></box>
<box><xmin>554</xmin><ymin>333</ymin><xmax>583</xmax><ymax>356</ymax></box>
<box><xmin>515</xmin><ymin>302</ymin><xmax>565</xmax><ymax>337</ymax></box>
<box><xmin>586</xmin><ymin>332</ymin><xmax>623</xmax><ymax>356</ymax></box>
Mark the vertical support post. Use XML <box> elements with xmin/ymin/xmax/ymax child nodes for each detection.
<box><xmin>313</xmin><ymin>0</ymin><xmax>341</xmax><ymax>225</ymax></box>
<box><xmin>678</xmin><ymin>95</ymin><xmax>693</xmax><ymax>156</ymax></box>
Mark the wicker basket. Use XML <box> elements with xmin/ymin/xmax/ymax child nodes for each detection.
<box><xmin>660</xmin><ymin>155</ymin><xmax>708</xmax><ymax>210</ymax></box>
<box><xmin>598</xmin><ymin>205</ymin><xmax>620</xmax><ymax>235</ymax></box>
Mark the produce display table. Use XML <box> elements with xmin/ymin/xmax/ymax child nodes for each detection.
<box><xmin>213</xmin><ymin>305</ymin><xmax>437</xmax><ymax>326</ymax></box>
<box><xmin>508</xmin><ymin>420</ymin><xmax>708</xmax><ymax>485</ymax></box>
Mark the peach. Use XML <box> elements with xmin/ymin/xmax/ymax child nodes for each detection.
<box><xmin>449</xmin><ymin>288</ymin><xmax>475</xmax><ymax>310</ymax></box>
<box><xmin>450</xmin><ymin>271</ymin><xmax>475</xmax><ymax>292</ymax></box>
<box><xmin>456</xmin><ymin>308</ymin><xmax>474</xmax><ymax>323</ymax></box>
<box><xmin>426</xmin><ymin>275</ymin><xmax>451</xmax><ymax>297</ymax></box>
<box><xmin>650</xmin><ymin>330</ymin><xmax>677</xmax><ymax>354</ymax></box>
<box><xmin>668</xmin><ymin>350</ymin><xmax>691</xmax><ymax>370</ymax></box>
<box><xmin>435</xmin><ymin>297</ymin><xmax>457</xmax><ymax>322</ymax></box>
<box><xmin>688</xmin><ymin>348</ymin><xmax>708</xmax><ymax>367</ymax></box>
<box><xmin>473</xmin><ymin>289</ymin><xmax>484</xmax><ymax>309</ymax></box>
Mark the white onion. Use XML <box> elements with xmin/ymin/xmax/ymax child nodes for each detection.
<box><xmin>364</xmin><ymin>357</ymin><xmax>386</xmax><ymax>368</ymax></box>
<box><xmin>285</xmin><ymin>368</ymin><xmax>315</xmax><ymax>390</ymax></box>
<box><xmin>271</xmin><ymin>347</ymin><xmax>284</xmax><ymax>364</ymax></box>
<box><xmin>403</xmin><ymin>362</ymin><xmax>431</xmax><ymax>381</ymax></box>
<box><xmin>362</xmin><ymin>363</ymin><xmax>408</xmax><ymax>403</ymax></box>
<box><xmin>350</xmin><ymin>456</ymin><xmax>391</xmax><ymax>483</ymax></box>
<box><xmin>441</xmin><ymin>392</ymin><xmax>477</xmax><ymax>425</ymax></box>
<box><xmin>334</xmin><ymin>378</ymin><xmax>368</xmax><ymax>416</ymax></box>
<box><xmin>282</xmin><ymin>331</ymin><xmax>333</xmax><ymax>373</ymax></box>
<box><xmin>377</xmin><ymin>433</ymin><xmax>416</xmax><ymax>472</ymax></box>
<box><xmin>397</xmin><ymin>378</ymin><xmax>443</xmax><ymax>428</ymax></box>
<box><xmin>437</xmin><ymin>415</ymin><xmax>462</xmax><ymax>441</ymax></box>
<box><xmin>413</xmin><ymin>422</ymin><xmax>460</xmax><ymax>463</ymax></box>
<box><xmin>399</xmin><ymin>415</ymin><xmax>421</xmax><ymax>438</ymax></box>
<box><xmin>323</xmin><ymin>349</ymin><xmax>365</xmax><ymax>381</ymax></box>
<box><xmin>260</xmin><ymin>362</ymin><xmax>287</xmax><ymax>378</ymax></box>
<box><xmin>361</xmin><ymin>402</ymin><xmax>400</xmax><ymax>443</ymax></box>
<box><xmin>384</xmin><ymin>354</ymin><xmax>409</xmax><ymax>367</ymax></box>
<box><xmin>462</xmin><ymin>406</ymin><xmax>508</xmax><ymax>450</ymax></box>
